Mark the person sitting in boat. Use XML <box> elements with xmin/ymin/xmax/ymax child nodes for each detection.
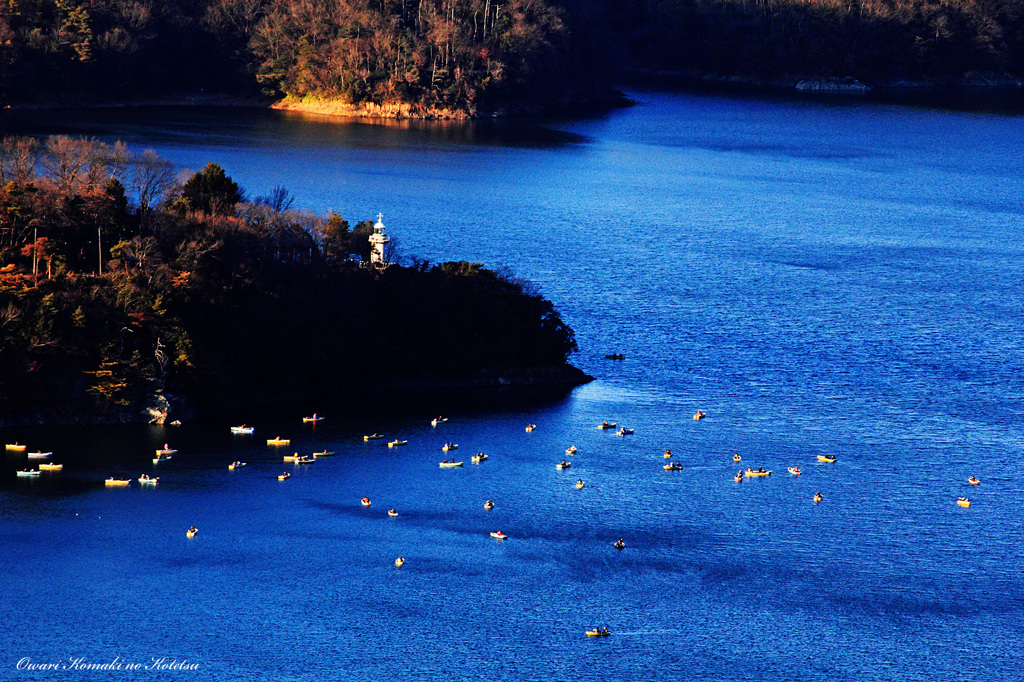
<box><xmin>792</xmin><ymin>466</ymin><xmax>800</xmax><ymax>473</ymax></box>
<box><xmin>758</xmin><ymin>467</ymin><xmax>765</xmax><ymax>473</ymax></box>
<box><xmin>746</xmin><ymin>467</ymin><xmax>753</xmax><ymax>473</ymax></box>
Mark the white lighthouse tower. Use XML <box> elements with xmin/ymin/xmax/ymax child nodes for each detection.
<box><xmin>368</xmin><ymin>212</ymin><xmax>390</xmax><ymax>266</ymax></box>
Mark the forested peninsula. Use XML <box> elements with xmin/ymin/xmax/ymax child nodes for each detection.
<box><xmin>0</xmin><ymin>137</ymin><xmax>588</xmax><ymax>426</ymax></box>
<box><xmin>1</xmin><ymin>0</ymin><xmax>1021</xmax><ymax>117</ymax></box>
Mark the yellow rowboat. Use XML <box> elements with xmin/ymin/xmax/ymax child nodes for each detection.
<box><xmin>733</xmin><ymin>454</ymin><xmax>742</xmax><ymax>462</ymax></box>
<box><xmin>302</xmin><ymin>415</ymin><xmax>324</xmax><ymax>423</ymax></box>
<box><xmin>664</xmin><ymin>464</ymin><xmax>684</xmax><ymax>471</ymax></box>
<box><xmin>395</xmin><ymin>557</ymin><xmax>405</xmax><ymax>566</ymax></box>
<box><xmin>105</xmin><ymin>478</ymin><xmax>130</xmax><ymax>487</ymax></box>
<box><xmin>693</xmin><ymin>411</ymin><xmax>705</xmax><ymax>420</ymax></box>
<box><xmin>38</xmin><ymin>463</ymin><xmax>63</xmax><ymax>471</ymax></box>
<box><xmin>586</xmin><ymin>629</ymin><xmax>611</xmax><ymax>637</ymax></box>
<box><xmin>813</xmin><ymin>492</ymin><xmax>824</xmax><ymax>503</ymax></box>
<box><xmin>267</xmin><ymin>437</ymin><xmax>290</xmax><ymax>446</ymax></box>
<box><xmin>278</xmin><ymin>472</ymin><xmax>291</xmax><ymax>480</ymax></box>
<box><xmin>744</xmin><ymin>469</ymin><xmax>771</xmax><ymax>477</ymax></box>
<box><xmin>663</xmin><ymin>450</ymin><xmax>673</xmax><ymax>459</ymax></box>
<box><xmin>525</xmin><ymin>424</ymin><xmax>536</xmax><ymax>432</ymax></box>
<box><xmin>439</xmin><ymin>461</ymin><xmax>464</xmax><ymax>468</ymax></box>
<box><xmin>471</xmin><ymin>453</ymin><xmax>488</xmax><ymax>463</ymax></box>
<box><xmin>817</xmin><ymin>454</ymin><xmax>837</xmax><ymax>463</ymax></box>
<box><xmin>576</xmin><ymin>480</ymin><xmax>586</xmax><ymax>489</ymax></box>
<box><xmin>186</xmin><ymin>527</ymin><xmax>198</xmax><ymax>538</ymax></box>
<box><xmin>283</xmin><ymin>453</ymin><xmax>301</xmax><ymax>462</ymax></box>
<box><xmin>5</xmin><ymin>443</ymin><xmax>27</xmax><ymax>451</ymax></box>
<box><xmin>957</xmin><ymin>497</ymin><xmax>971</xmax><ymax>508</ymax></box>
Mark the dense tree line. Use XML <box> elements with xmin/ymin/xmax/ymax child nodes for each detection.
<box><xmin>2</xmin><ymin>0</ymin><xmax>1020</xmax><ymax>113</ymax></box>
<box><xmin>0</xmin><ymin>136</ymin><xmax>580</xmax><ymax>423</ymax></box>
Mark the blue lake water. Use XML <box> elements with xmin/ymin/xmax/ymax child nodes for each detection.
<box><xmin>2</xmin><ymin>89</ymin><xmax>1024</xmax><ymax>680</ymax></box>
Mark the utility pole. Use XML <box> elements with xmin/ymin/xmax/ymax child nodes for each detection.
<box><xmin>97</xmin><ymin>226</ymin><xmax>102</xmax><ymax>275</ymax></box>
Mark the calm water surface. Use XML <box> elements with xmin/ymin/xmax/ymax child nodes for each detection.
<box><xmin>2</xmin><ymin>90</ymin><xmax>1024</xmax><ymax>681</ymax></box>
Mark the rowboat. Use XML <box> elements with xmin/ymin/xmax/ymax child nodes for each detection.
<box><xmin>744</xmin><ymin>468</ymin><xmax>771</xmax><ymax>477</ymax></box>
<box><xmin>471</xmin><ymin>453</ymin><xmax>488</xmax><ymax>463</ymax></box>
<box><xmin>312</xmin><ymin>450</ymin><xmax>335</xmax><ymax>457</ymax></box>
<box><xmin>152</xmin><ymin>455</ymin><xmax>172</xmax><ymax>464</ymax></box>
<box><xmin>525</xmin><ymin>424</ymin><xmax>536</xmax><ymax>432</ymax></box>
<box><xmin>597</xmin><ymin>421</ymin><xmax>616</xmax><ymax>429</ymax></box>
<box><xmin>27</xmin><ymin>451</ymin><xmax>53</xmax><ymax>459</ymax></box>
<box><xmin>817</xmin><ymin>454</ymin><xmax>837</xmax><ymax>463</ymax></box>
<box><xmin>294</xmin><ymin>456</ymin><xmax>315</xmax><ymax>464</ymax></box>
<box><xmin>283</xmin><ymin>453</ymin><xmax>301</xmax><ymax>462</ymax></box>
<box><xmin>186</xmin><ymin>526</ymin><xmax>198</xmax><ymax>538</ymax></box>
<box><xmin>967</xmin><ymin>476</ymin><xmax>980</xmax><ymax>485</ymax></box>
<box><xmin>484</xmin><ymin>500</ymin><xmax>494</xmax><ymax>510</ymax></box>
<box><xmin>576</xmin><ymin>480</ymin><xmax>585</xmax><ymax>489</ymax></box>
<box><xmin>431</xmin><ymin>417</ymin><xmax>448</xmax><ymax>426</ymax></box>
<box><xmin>664</xmin><ymin>463</ymin><xmax>683</xmax><ymax>471</ymax></box>
<box><xmin>138</xmin><ymin>475</ymin><xmax>158</xmax><ymax>485</ymax></box>
<box><xmin>957</xmin><ymin>497</ymin><xmax>971</xmax><ymax>508</ymax></box>
<box><xmin>105</xmin><ymin>478</ymin><xmax>130</xmax><ymax>486</ymax></box>
<box><xmin>39</xmin><ymin>463</ymin><xmax>63</xmax><ymax>471</ymax></box>
<box><xmin>566</xmin><ymin>446</ymin><xmax>577</xmax><ymax>455</ymax></box>
<box><xmin>586</xmin><ymin>628</ymin><xmax>611</xmax><ymax>637</ymax></box>
<box><xmin>277</xmin><ymin>472</ymin><xmax>290</xmax><ymax>480</ymax></box>
<box><xmin>813</xmin><ymin>492</ymin><xmax>824</xmax><ymax>503</ymax></box>
<box><xmin>787</xmin><ymin>467</ymin><xmax>801</xmax><ymax>476</ymax></box>
<box><xmin>439</xmin><ymin>461</ymin><xmax>464</xmax><ymax>468</ymax></box>
<box><xmin>556</xmin><ymin>461</ymin><xmax>571</xmax><ymax>469</ymax></box>
<box><xmin>693</xmin><ymin>411</ymin><xmax>705</xmax><ymax>420</ymax></box>
<box><xmin>361</xmin><ymin>497</ymin><xmax>371</xmax><ymax>506</ymax></box>
<box><xmin>228</xmin><ymin>461</ymin><xmax>246</xmax><ymax>469</ymax></box>
<box><xmin>490</xmin><ymin>531</ymin><xmax>508</xmax><ymax>539</ymax></box>
<box><xmin>664</xmin><ymin>450</ymin><xmax>673</xmax><ymax>459</ymax></box>
<box><xmin>156</xmin><ymin>445</ymin><xmax>177</xmax><ymax>456</ymax></box>
<box><xmin>441</xmin><ymin>443</ymin><xmax>458</xmax><ymax>451</ymax></box>
<box><xmin>363</xmin><ymin>433</ymin><xmax>384</xmax><ymax>441</ymax></box>
<box><xmin>230</xmin><ymin>425</ymin><xmax>254</xmax><ymax>434</ymax></box>
<box><xmin>16</xmin><ymin>469</ymin><xmax>40</xmax><ymax>477</ymax></box>
<box><xmin>613</xmin><ymin>538</ymin><xmax>625</xmax><ymax>550</ymax></box>
<box><xmin>395</xmin><ymin>557</ymin><xmax>405</xmax><ymax>567</ymax></box>
<box><xmin>302</xmin><ymin>414</ymin><xmax>323</xmax><ymax>423</ymax></box>
<box><xmin>387</xmin><ymin>440</ymin><xmax>407</xmax><ymax>448</ymax></box>
<box><xmin>5</xmin><ymin>443</ymin><xmax>27</xmax><ymax>452</ymax></box>
<box><xmin>733</xmin><ymin>453</ymin><xmax>742</xmax><ymax>462</ymax></box>
<box><xmin>267</xmin><ymin>437</ymin><xmax>290</xmax><ymax>446</ymax></box>
<box><xmin>734</xmin><ymin>471</ymin><xmax>743</xmax><ymax>482</ymax></box>
<box><xmin>388</xmin><ymin>509</ymin><xmax>399</xmax><ymax>517</ymax></box>
<box><xmin>616</xmin><ymin>427</ymin><xmax>634</xmax><ymax>436</ymax></box>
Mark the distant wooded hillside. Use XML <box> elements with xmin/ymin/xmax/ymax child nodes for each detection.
<box><xmin>0</xmin><ymin>0</ymin><xmax>1020</xmax><ymax>113</ymax></box>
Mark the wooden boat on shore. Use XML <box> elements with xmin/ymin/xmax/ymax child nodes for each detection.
<box><xmin>39</xmin><ymin>463</ymin><xmax>63</xmax><ymax>471</ymax></box>
<box><xmin>439</xmin><ymin>460</ymin><xmax>464</xmax><ymax>468</ymax></box>
<box><xmin>105</xmin><ymin>478</ymin><xmax>130</xmax><ymax>487</ymax></box>
<box><xmin>817</xmin><ymin>454</ymin><xmax>837</xmax><ymax>463</ymax></box>
<box><xmin>267</xmin><ymin>437</ymin><xmax>290</xmax><ymax>446</ymax></box>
